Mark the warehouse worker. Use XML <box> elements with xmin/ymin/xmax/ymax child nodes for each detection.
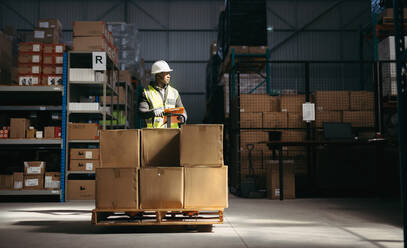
<box><xmin>139</xmin><ymin>60</ymin><xmax>187</xmax><ymax>128</ymax></box>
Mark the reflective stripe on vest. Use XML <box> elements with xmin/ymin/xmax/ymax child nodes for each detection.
<box><xmin>144</xmin><ymin>84</ymin><xmax>179</xmax><ymax>128</ymax></box>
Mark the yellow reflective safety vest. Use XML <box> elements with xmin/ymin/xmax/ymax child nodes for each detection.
<box><xmin>144</xmin><ymin>84</ymin><xmax>179</xmax><ymax>128</ymax></box>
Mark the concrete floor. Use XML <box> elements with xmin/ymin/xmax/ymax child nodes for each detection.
<box><xmin>0</xmin><ymin>195</ymin><xmax>403</xmax><ymax>248</ymax></box>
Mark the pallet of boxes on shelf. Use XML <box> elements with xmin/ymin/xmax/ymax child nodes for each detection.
<box><xmin>92</xmin><ymin>125</ymin><xmax>227</xmax><ymax>226</ymax></box>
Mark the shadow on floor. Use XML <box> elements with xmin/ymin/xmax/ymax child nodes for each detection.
<box><xmin>13</xmin><ymin>220</ymin><xmax>214</xmax><ymax>234</ymax></box>
<box><xmin>9</xmin><ymin>209</ymin><xmax>91</xmax><ymax>216</ymax></box>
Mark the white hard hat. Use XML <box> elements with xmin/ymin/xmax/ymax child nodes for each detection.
<box><xmin>151</xmin><ymin>60</ymin><xmax>173</xmax><ymax>74</ymax></box>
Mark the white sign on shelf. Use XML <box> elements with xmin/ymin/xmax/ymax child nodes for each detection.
<box><xmin>92</xmin><ymin>52</ymin><xmax>106</xmax><ymax>71</ymax></box>
<box><xmin>302</xmin><ymin>102</ymin><xmax>315</xmax><ymax>122</ymax></box>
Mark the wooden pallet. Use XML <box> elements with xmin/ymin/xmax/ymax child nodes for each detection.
<box><xmin>91</xmin><ymin>208</ymin><xmax>224</xmax><ymax>226</ymax></box>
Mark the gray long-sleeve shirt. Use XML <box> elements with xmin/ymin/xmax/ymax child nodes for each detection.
<box><xmin>138</xmin><ymin>81</ymin><xmax>187</xmax><ymax>123</ymax></box>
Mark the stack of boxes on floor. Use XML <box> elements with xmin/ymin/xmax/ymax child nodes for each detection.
<box><xmin>91</xmin><ymin>125</ymin><xmax>228</xmax><ymax>210</ymax></box>
<box><xmin>66</xmin><ymin>123</ymin><xmax>99</xmax><ymax>200</ymax></box>
<box><xmin>18</xmin><ymin>18</ymin><xmax>65</xmax><ymax>86</ymax></box>
<box><xmin>0</xmin><ymin>161</ymin><xmax>60</xmax><ymax>191</ymax></box>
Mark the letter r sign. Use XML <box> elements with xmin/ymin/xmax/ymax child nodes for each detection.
<box><xmin>92</xmin><ymin>52</ymin><xmax>106</xmax><ymax>70</ymax></box>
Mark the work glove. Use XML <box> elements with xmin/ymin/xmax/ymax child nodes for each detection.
<box><xmin>153</xmin><ymin>107</ymin><xmax>164</xmax><ymax>117</ymax></box>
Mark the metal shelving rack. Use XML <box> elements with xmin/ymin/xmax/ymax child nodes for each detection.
<box><xmin>64</xmin><ymin>51</ymin><xmax>119</xmax><ymax>201</ymax></box>
<box><xmin>0</xmin><ymin>64</ymin><xmax>66</xmax><ymax>199</ymax></box>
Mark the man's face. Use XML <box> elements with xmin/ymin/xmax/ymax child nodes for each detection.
<box><xmin>156</xmin><ymin>72</ymin><xmax>171</xmax><ymax>85</ymax></box>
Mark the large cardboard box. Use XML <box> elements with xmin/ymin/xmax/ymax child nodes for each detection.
<box><xmin>100</xmin><ymin>130</ymin><xmax>140</xmax><ymax>168</ymax></box>
<box><xmin>343</xmin><ymin>111</ymin><xmax>375</xmax><ymax>128</ymax></box>
<box><xmin>280</xmin><ymin>95</ymin><xmax>305</xmax><ymax>113</ymax></box>
<box><xmin>13</xmin><ymin>172</ymin><xmax>23</xmax><ymax>190</ymax></box>
<box><xmin>263</xmin><ymin>112</ymin><xmax>287</xmax><ymax>128</ymax></box>
<box><xmin>70</xmin><ymin>148</ymin><xmax>99</xmax><ymax>160</ymax></box>
<box><xmin>0</xmin><ymin>175</ymin><xmax>13</xmax><ymax>189</ymax></box>
<box><xmin>266</xmin><ymin>160</ymin><xmax>295</xmax><ymax>199</ymax></box>
<box><xmin>73</xmin><ymin>21</ymin><xmax>108</xmax><ymax>37</ymax></box>
<box><xmin>38</xmin><ymin>18</ymin><xmax>62</xmax><ymax>31</ymax></box>
<box><xmin>67</xmin><ymin>180</ymin><xmax>95</xmax><ymax>200</ymax></box>
<box><xmin>33</xmin><ymin>28</ymin><xmax>59</xmax><ymax>44</ymax></box>
<box><xmin>315</xmin><ymin>111</ymin><xmax>342</xmax><ymax>128</ymax></box>
<box><xmin>119</xmin><ymin>70</ymin><xmax>131</xmax><ymax>84</ymax></box>
<box><xmin>44</xmin><ymin>172</ymin><xmax>60</xmax><ymax>189</ymax></box>
<box><xmin>140</xmin><ymin>167</ymin><xmax>183</xmax><ymax>209</ymax></box>
<box><xmin>44</xmin><ymin>126</ymin><xmax>55</xmax><ymax>139</ymax></box>
<box><xmin>288</xmin><ymin>113</ymin><xmax>306</xmax><ymax>128</ymax></box>
<box><xmin>24</xmin><ymin>175</ymin><xmax>44</xmax><ymax>190</ymax></box>
<box><xmin>240</xmin><ymin>112</ymin><xmax>262</xmax><ymax>128</ymax></box>
<box><xmin>68</xmin><ymin>123</ymin><xmax>99</xmax><ymax>140</ymax></box>
<box><xmin>270</xmin><ymin>96</ymin><xmax>281</xmax><ymax>112</ymax></box>
<box><xmin>141</xmin><ymin>129</ymin><xmax>180</xmax><ymax>167</ymax></box>
<box><xmin>73</xmin><ymin>36</ymin><xmax>109</xmax><ymax>52</ymax></box>
<box><xmin>10</xmin><ymin>118</ymin><xmax>30</xmax><ymax>138</ymax></box>
<box><xmin>180</xmin><ymin>125</ymin><xmax>223</xmax><ymax>166</ymax></box>
<box><xmin>240</xmin><ymin>94</ymin><xmax>271</xmax><ymax>113</ymax></box>
<box><xmin>350</xmin><ymin>91</ymin><xmax>375</xmax><ymax>111</ymax></box>
<box><xmin>24</xmin><ymin>161</ymin><xmax>46</xmax><ymax>175</ymax></box>
<box><xmin>70</xmin><ymin>160</ymin><xmax>99</xmax><ymax>171</ymax></box>
<box><xmin>96</xmin><ymin>168</ymin><xmax>138</xmax><ymax>209</ymax></box>
<box><xmin>184</xmin><ymin>166</ymin><xmax>228</xmax><ymax>208</ymax></box>
<box><xmin>314</xmin><ymin>91</ymin><xmax>349</xmax><ymax>111</ymax></box>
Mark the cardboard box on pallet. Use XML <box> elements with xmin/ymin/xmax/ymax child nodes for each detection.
<box><xmin>314</xmin><ymin>91</ymin><xmax>350</xmax><ymax>111</ymax></box>
<box><xmin>13</xmin><ymin>172</ymin><xmax>23</xmax><ymax>190</ymax></box>
<box><xmin>0</xmin><ymin>175</ymin><xmax>13</xmax><ymax>189</ymax></box>
<box><xmin>10</xmin><ymin>118</ymin><xmax>30</xmax><ymax>138</ymax></box>
<box><xmin>288</xmin><ymin>113</ymin><xmax>306</xmax><ymax>128</ymax></box>
<box><xmin>139</xmin><ymin>167</ymin><xmax>183</xmax><ymax>209</ymax></box>
<box><xmin>350</xmin><ymin>91</ymin><xmax>375</xmax><ymax>111</ymax></box>
<box><xmin>343</xmin><ymin>111</ymin><xmax>375</xmax><ymax>128</ymax></box>
<box><xmin>18</xmin><ymin>53</ymin><xmax>41</xmax><ymax>64</ymax></box>
<box><xmin>68</xmin><ymin>123</ymin><xmax>99</xmax><ymax>140</ymax></box>
<box><xmin>38</xmin><ymin>18</ymin><xmax>62</xmax><ymax>31</ymax></box>
<box><xmin>180</xmin><ymin>125</ymin><xmax>223</xmax><ymax>167</ymax></box>
<box><xmin>18</xmin><ymin>75</ymin><xmax>41</xmax><ymax>86</ymax></box>
<box><xmin>184</xmin><ymin>166</ymin><xmax>228</xmax><ymax>208</ymax></box>
<box><xmin>67</xmin><ymin>180</ymin><xmax>95</xmax><ymax>200</ymax></box>
<box><xmin>142</xmin><ymin>129</ymin><xmax>180</xmax><ymax>167</ymax></box>
<box><xmin>70</xmin><ymin>148</ymin><xmax>99</xmax><ymax>160</ymax></box>
<box><xmin>315</xmin><ymin>111</ymin><xmax>342</xmax><ymax>128</ymax></box>
<box><xmin>70</xmin><ymin>160</ymin><xmax>99</xmax><ymax>171</ymax></box>
<box><xmin>24</xmin><ymin>175</ymin><xmax>44</xmax><ymax>190</ymax></box>
<box><xmin>18</xmin><ymin>42</ymin><xmax>43</xmax><ymax>53</ymax></box>
<box><xmin>280</xmin><ymin>95</ymin><xmax>305</xmax><ymax>113</ymax></box>
<box><xmin>100</xmin><ymin>130</ymin><xmax>140</xmax><ymax>168</ymax></box>
<box><xmin>17</xmin><ymin>64</ymin><xmax>41</xmax><ymax>75</ymax></box>
<box><xmin>263</xmin><ymin>112</ymin><xmax>287</xmax><ymax>128</ymax></box>
<box><xmin>44</xmin><ymin>172</ymin><xmax>60</xmax><ymax>189</ymax></box>
<box><xmin>33</xmin><ymin>28</ymin><xmax>60</xmax><ymax>44</ymax></box>
<box><xmin>24</xmin><ymin>161</ymin><xmax>46</xmax><ymax>175</ymax></box>
<box><xmin>266</xmin><ymin>160</ymin><xmax>295</xmax><ymax>199</ymax></box>
<box><xmin>96</xmin><ymin>168</ymin><xmax>138</xmax><ymax>209</ymax></box>
<box><xmin>240</xmin><ymin>112</ymin><xmax>262</xmax><ymax>128</ymax></box>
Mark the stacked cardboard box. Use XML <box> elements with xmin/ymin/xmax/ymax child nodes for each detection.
<box><xmin>18</xmin><ymin>18</ymin><xmax>65</xmax><ymax>86</ymax></box>
<box><xmin>73</xmin><ymin>21</ymin><xmax>118</xmax><ymax>65</ymax></box>
<box><xmin>23</xmin><ymin>161</ymin><xmax>46</xmax><ymax>190</ymax></box>
<box><xmin>0</xmin><ymin>127</ymin><xmax>10</xmax><ymax>138</ymax></box>
<box><xmin>95</xmin><ymin>126</ymin><xmax>228</xmax><ymax>210</ymax></box>
<box><xmin>314</xmin><ymin>91</ymin><xmax>375</xmax><ymax>128</ymax></box>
